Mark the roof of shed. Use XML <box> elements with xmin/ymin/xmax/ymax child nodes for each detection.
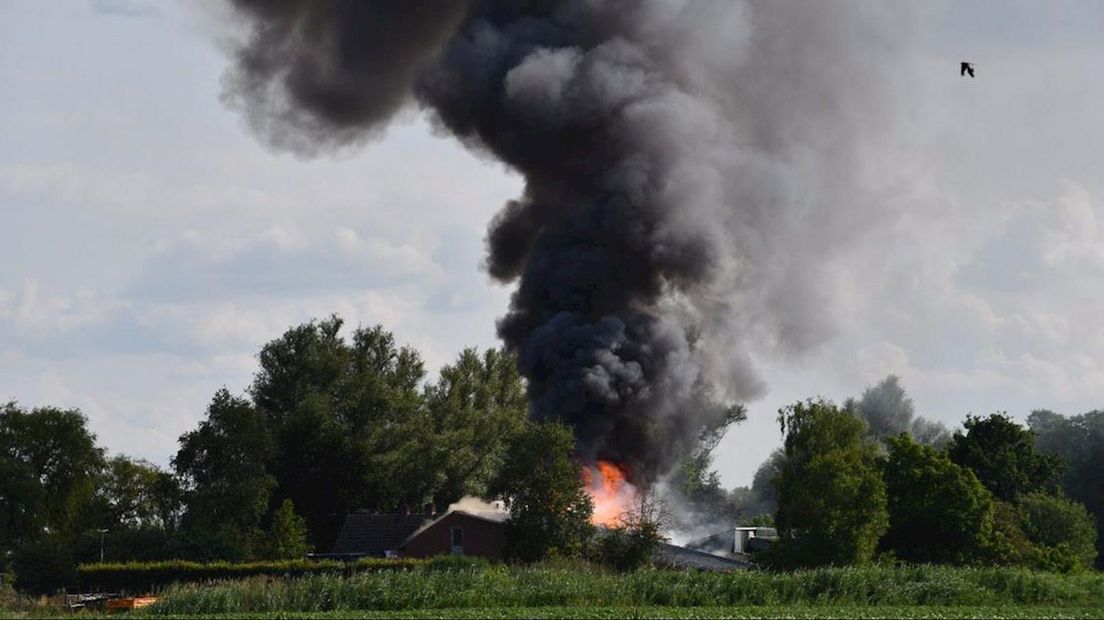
<box><xmin>331</xmin><ymin>513</ymin><xmax>432</xmax><ymax>556</ymax></box>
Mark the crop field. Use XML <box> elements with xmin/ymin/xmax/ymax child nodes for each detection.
<box><xmin>4</xmin><ymin>565</ymin><xmax>1102</xmax><ymax>618</ymax></box>
<box><xmin>133</xmin><ymin>565</ymin><xmax>1102</xmax><ymax>618</ymax></box>
<box><xmin>126</xmin><ymin>606</ymin><xmax>1104</xmax><ymax>619</ymax></box>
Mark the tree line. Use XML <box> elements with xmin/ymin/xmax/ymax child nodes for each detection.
<box><xmin>676</xmin><ymin>376</ymin><xmax>1101</xmax><ymax>572</ymax></box>
<box><xmin>1</xmin><ymin>316</ymin><xmax>536</xmax><ymax>591</ymax></box>
<box><xmin>2</xmin><ymin>317</ymin><xmax>1101</xmax><ymax>593</ymax></box>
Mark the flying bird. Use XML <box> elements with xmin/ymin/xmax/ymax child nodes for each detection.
<box><xmin>960</xmin><ymin>62</ymin><xmax>975</xmax><ymax>78</ymax></box>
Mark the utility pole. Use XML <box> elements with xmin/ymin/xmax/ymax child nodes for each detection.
<box><xmin>97</xmin><ymin>529</ymin><xmax>108</xmax><ymax>563</ymax></box>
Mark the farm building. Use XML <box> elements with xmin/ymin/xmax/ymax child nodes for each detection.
<box><xmin>688</xmin><ymin>526</ymin><xmax>777</xmax><ymax>560</ymax></box>
<box><xmin>328</xmin><ymin>512</ymin><xmax>433</xmax><ymax>559</ymax></box>
<box><xmin>326</xmin><ymin>504</ymin><xmax>509</xmax><ymax>560</ymax></box>
<box><xmin>403</xmin><ymin>510</ymin><xmax>508</xmax><ymax>559</ymax></box>
<box><xmin>325</xmin><ymin>505</ymin><xmax>759</xmax><ymax>570</ymax></box>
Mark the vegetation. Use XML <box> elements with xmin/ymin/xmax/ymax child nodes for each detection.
<box><xmin>771</xmin><ymin>399</ymin><xmax>888</xmax><ymax>568</ymax></box>
<box><xmin>493</xmin><ymin>422</ymin><xmax>594</xmax><ymax>562</ymax></box>
<box><xmin>132</xmin><ymin>608</ymin><xmax>1104</xmax><ymax>619</ymax></box>
<box><xmin>77</xmin><ymin>558</ymin><xmax>424</xmax><ymax>593</ymax></box>
<box><xmin>590</xmin><ymin>493</ymin><xmax>668</xmax><ymax>571</ymax></box>
<box><xmin>845</xmin><ymin>375</ymin><xmax>950</xmax><ymax>446</ymax></box>
<box><xmin>4</xmin><ymin>316</ymin><xmax>1104</xmax><ymax>598</ymax></box>
<box><xmin>1</xmin><ymin>316</ymin><xmax>530</xmax><ymax>590</ymax></box>
<box><xmin>1029</xmin><ymin>409</ymin><xmax>1104</xmax><ymax>568</ymax></box>
<box><xmin>1017</xmin><ymin>492</ymin><xmax>1098</xmax><ymax>572</ymax></box>
<box><xmin>948</xmin><ymin>413</ymin><xmax>1062</xmax><ymax>503</ymax></box>
<box><xmin>147</xmin><ymin>565</ymin><xmax>1104</xmax><ymax>615</ymax></box>
<box><xmin>261</xmin><ymin>499</ymin><xmax>312</xmax><ymax>560</ymax></box>
<box><xmin>880</xmin><ymin>434</ymin><xmax>995</xmax><ymax>565</ymax></box>
<box><xmin>667</xmin><ymin>407</ymin><xmax>747</xmax><ymax>532</ymax></box>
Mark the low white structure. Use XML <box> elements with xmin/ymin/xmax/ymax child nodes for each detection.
<box><xmin>733</xmin><ymin>527</ymin><xmax>777</xmax><ymax>554</ymax></box>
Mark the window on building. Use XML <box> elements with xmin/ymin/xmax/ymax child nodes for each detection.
<box><xmin>451</xmin><ymin>527</ymin><xmax>463</xmax><ymax>547</ymax></box>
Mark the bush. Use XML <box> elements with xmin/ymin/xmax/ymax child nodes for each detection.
<box><xmin>1018</xmin><ymin>493</ymin><xmax>1098</xmax><ymax>572</ymax></box>
<box><xmin>12</xmin><ymin>536</ymin><xmax>76</xmax><ymax>595</ymax></box>
<box><xmin>592</xmin><ymin>528</ymin><xmax>659</xmax><ymax>572</ymax></box>
<box><xmin>422</xmin><ymin>555</ymin><xmax>493</xmax><ymax>572</ymax></box>
<box><xmin>76</xmin><ymin>557</ymin><xmax>424</xmax><ymax>593</ymax></box>
<box><xmin>260</xmin><ymin>499</ymin><xmax>311</xmax><ymax>560</ymax></box>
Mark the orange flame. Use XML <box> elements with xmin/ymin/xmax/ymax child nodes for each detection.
<box><xmin>582</xmin><ymin>461</ymin><xmax>638</xmax><ymax>526</ymax></box>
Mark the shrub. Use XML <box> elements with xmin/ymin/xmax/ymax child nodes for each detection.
<box><xmin>12</xmin><ymin>536</ymin><xmax>76</xmax><ymax>595</ymax></box>
<box><xmin>422</xmin><ymin>555</ymin><xmax>493</xmax><ymax>572</ymax></box>
<box><xmin>1019</xmin><ymin>493</ymin><xmax>1098</xmax><ymax>572</ymax></box>
<box><xmin>260</xmin><ymin>499</ymin><xmax>311</xmax><ymax>560</ymax></box>
<box><xmin>76</xmin><ymin>558</ymin><xmax>424</xmax><ymax>593</ymax></box>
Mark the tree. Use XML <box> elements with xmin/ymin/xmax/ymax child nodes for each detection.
<box><xmin>173</xmin><ymin>389</ymin><xmax>275</xmax><ymax>559</ymax></box>
<box><xmin>1018</xmin><ymin>492</ymin><xmax>1098</xmax><ymax>572</ymax></box>
<box><xmin>948</xmin><ymin>413</ymin><xmax>1062</xmax><ymax>503</ymax></box>
<box><xmin>262</xmin><ymin>499</ymin><xmax>312</xmax><ymax>560</ymax></box>
<box><xmin>494</xmin><ymin>422</ymin><xmax>594</xmax><ymax>562</ymax></box>
<box><xmin>0</xmin><ymin>403</ymin><xmax>105</xmax><ymax>551</ymax></box>
<box><xmin>847</xmin><ymin>375</ymin><xmax>950</xmax><ymax>446</ymax></box>
<box><xmin>667</xmin><ymin>406</ymin><xmax>746</xmax><ymax>532</ymax></box>
<box><xmin>730</xmin><ymin>449</ymin><xmax>784</xmax><ymax>523</ymax></box>
<box><xmin>1028</xmin><ymin>409</ymin><xmax>1104</xmax><ymax>568</ymax></box>
<box><xmin>97</xmin><ymin>456</ymin><xmax>182</xmax><ymax>531</ymax></box>
<box><xmin>880</xmin><ymin>434</ymin><xmax>994</xmax><ymax>564</ymax></box>
<box><xmin>423</xmin><ymin>348</ymin><xmax>528</xmax><ymax>508</ymax></box>
<box><xmin>592</xmin><ymin>491</ymin><xmax>667</xmax><ymax>571</ymax></box>
<box><xmin>169</xmin><ymin>316</ymin><xmax>536</xmax><ymax>558</ymax></box>
<box><xmin>255</xmin><ymin>320</ymin><xmax>432</xmax><ymax>549</ymax></box>
<box><xmin>771</xmin><ymin>399</ymin><xmax>888</xmax><ymax>568</ymax></box>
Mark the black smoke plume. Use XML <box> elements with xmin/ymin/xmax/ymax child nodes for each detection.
<box><xmin>221</xmin><ymin>0</ymin><xmax>913</xmax><ymax>483</ymax></box>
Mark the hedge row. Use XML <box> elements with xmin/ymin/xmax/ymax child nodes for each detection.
<box><xmin>77</xmin><ymin>558</ymin><xmax>425</xmax><ymax>593</ymax></box>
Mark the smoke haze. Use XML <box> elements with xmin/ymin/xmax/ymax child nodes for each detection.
<box><xmin>221</xmin><ymin>0</ymin><xmax>917</xmax><ymax>483</ymax></box>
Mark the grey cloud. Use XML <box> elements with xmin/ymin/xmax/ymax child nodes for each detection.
<box><xmin>127</xmin><ymin>228</ymin><xmax>441</xmax><ymax>302</ymax></box>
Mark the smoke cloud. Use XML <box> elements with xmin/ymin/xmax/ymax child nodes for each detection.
<box><xmin>221</xmin><ymin>0</ymin><xmax>915</xmax><ymax>483</ymax></box>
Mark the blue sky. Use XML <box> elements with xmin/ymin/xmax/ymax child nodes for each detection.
<box><xmin>2</xmin><ymin>1</ymin><xmax>1103</xmax><ymax>486</ymax></box>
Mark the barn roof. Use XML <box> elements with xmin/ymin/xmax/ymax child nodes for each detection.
<box><xmin>403</xmin><ymin>509</ymin><xmax>509</xmax><ymax>542</ymax></box>
<box><xmin>654</xmin><ymin>542</ymin><xmax>754</xmax><ymax>571</ymax></box>
<box><xmin>331</xmin><ymin>513</ymin><xmax>432</xmax><ymax>556</ymax></box>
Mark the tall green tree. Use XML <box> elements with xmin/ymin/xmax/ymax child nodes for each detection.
<box><xmin>423</xmin><ymin>347</ymin><xmax>528</xmax><ymax>507</ymax></box>
<box><xmin>0</xmin><ymin>403</ymin><xmax>105</xmax><ymax>550</ymax></box>
<box><xmin>96</xmin><ymin>456</ymin><xmax>182</xmax><ymax>532</ymax></box>
<box><xmin>173</xmin><ymin>389</ymin><xmax>274</xmax><ymax>559</ymax></box>
<box><xmin>948</xmin><ymin>413</ymin><xmax>1062</xmax><ymax>503</ymax></box>
<box><xmin>494</xmin><ymin>422</ymin><xmax>594</xmax><ymax>563</ymax></box>
<box><xmin>251</xmin><ymin>318</ymin><xmax>431</xmax><ymax>548</ymax></box>
<box><xmin>177</xmin><ymin>316</ymin><xmax>531</xmax><ymax>556</ymax></box>
<box><xmin>880</xmin><ymin>434</ymin><xmax>995</xmax><ymax>564</ymax></box>
<box><xmin>772</xmin><ymin>399</ymin><xmax>888</xmax><ymax>568</ymax></box>
<box><xmin>1028</xmin><ymin>409</ymin><xmax>1104</xmax><ymax>568</ymax></box>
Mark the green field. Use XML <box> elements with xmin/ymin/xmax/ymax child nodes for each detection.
<box><xmin>4</xmin><ymin>565</ymin><xmax>1103</xmax><ymax>619</ymax></box>
<box><xmin>141</xmin><ymin>565</ymin><xmax>1102</xmax><ymax>617</ymax></box>
<box><xmin>109</xmin><ymin>606</ymin><xmax>1103</xmax><ymax>619</ymax></box>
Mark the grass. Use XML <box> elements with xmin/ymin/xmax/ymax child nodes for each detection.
<box><xmin>117</xmin><ymin>606</ymin><xmax>1104</xmax><ymax>619</ymax></box>
<box><xmin>146</xmin><ymin>565</ymin><xmax>1104</xmax><ymax>616</ymax></box>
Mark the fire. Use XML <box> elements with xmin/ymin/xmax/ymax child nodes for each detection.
<box><xmin>582</xmin><ymin>460</ymin><xmax>638</xmax><ymax>526</ymax></box>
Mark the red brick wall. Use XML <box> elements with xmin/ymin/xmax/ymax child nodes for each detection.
<box><xmin>402</xmin><ymin>512</ymin><xmax>506</xmax><ymax>559</ymax></box>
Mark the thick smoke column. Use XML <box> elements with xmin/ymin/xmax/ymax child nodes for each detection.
<box><xmin>221</xmin><ymin>0</ymin><xmax>913</xmax><ymax>483</ymax></box>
